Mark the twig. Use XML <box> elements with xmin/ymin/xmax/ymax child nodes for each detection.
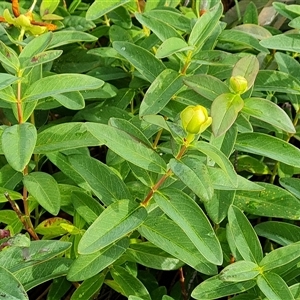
<box><xmin>4</xmin><ymin>192</ymin><xmax>39</xmax><ymax>240</ymax></box>
<box><xmin>179</xmin><ymin>267</ymin><xmax>188</xmax><ymax>300</ymax></box>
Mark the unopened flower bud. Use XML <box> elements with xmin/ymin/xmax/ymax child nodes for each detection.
<box><xmin>180</xmin><ymin>105</ymin><xmax>212</xmax><ymax>135</ymax></box>
<box><xmin>229</xmin><ymin>76</ymin><xmax>248</xmax><ymax>94</ymax></box>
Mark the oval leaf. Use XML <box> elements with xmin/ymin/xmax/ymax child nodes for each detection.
<box><xmin>139</xmin><ymin>69</ymin><xmax>183</xmax><ymax>117</ymax></box>
<box><xmin>78</xmin><ymin>200</ymin><xmax>147</xmax><ymax>254</ymax></box>
<box><xmin>68</xmin><ymin>238</ymin><xmax>129</xmax><ymax>281</ymax></box>
<box><xmin>211</xmin><ymin>93</ymin><xmax>244</xmax><ymax>137</ymax></box>
<box><xmin>139</xmin><ymin>213</ymin><xmax>217</xmax><ymax>275</ymax></box>
<box><xmin>193</xmin><ymin>141</ymin><xmax>238</xmax><ymax>187</ymax></box>
<box><xmin>109</xmin><ymin>266</ymin><xmax>151</xmax><ymax>300</ymax></box>
<box><xmin>191</xmin><ymin>275</ymin><xmax>256</xmax><ymax>299</ymax></box>
<box><xmin>243</xmin><ymin>97</ymin><xmax>295</xmax><ymax>133</ymax></box>
<box><xmin>154</xmin><ymin>189</ymin><xmax>223</xmax><ymax>265</ymax></box>
<box><xmin>255</xmin><ymin>221</ymin><xmax>300</xmax><ymax>246</ymax></box>
<box><xmin>2</xmin><ymin>123</ymin><xmax>37</xmax><ymax>172</ymax></box>
<box><xmin>220</xmin><ymin>261</ymin><xmax>260</xmax><ymax>282</ymax></box>
<box><xmin>254</xmin><ymin>70</ymin><xmax>300</xmax><ymax>94</ymax></box>
<box><xmin>235</xmin><ymin>182</ymin><xmax>300</xmax><ymax>220</ymax></box>
<box><xmin>183</xmin><ymin>74</ymin><xmax>229</xmax><ymax>101</ymax></box>
<box><xmin>23</xmin><ymin>74</ymin><xmax>104</xmax><ymax>102</ymax></box>
<box><xmin>113</xmin><ymin>41</ymin><xmax>165</xmax><ymax>83</ymax></box>
<box><xmin>68</xmin><ymin>154</ymin><xmax>131</xmax><ymax>206</ymax></box>
<box><xmin>235</xmin><ymin>133</ymin><xmax>300</xmax><ymax>168</ymax></box>
<box><xmin>257</xmin><ymin>272</ymin><xmax>294</xmax><ymax>300</ymax></box>
<box><xmin>0</xmin><ymin>266</ymin><xmax>28</xmax><ymax>299</ymax></box>
<box><xmin>86</xmin><ymin>0</ymin><xmax>131</xmax><ymax>20</ymax></box>
<box><xmin>228</xmin><ymin>205</ymin><xmax>263</xmax><ymax>263</ymax></box>
<box><xmin>35</xmin><ymin>122</ymin><xmax>99</xmax><ymax>153</ymax></box>
<box><xmin>23</xmin><ymin>172</ymin><xmax>61</xmax><ymax>215</ymax></box>
<box><xmin>86</xmin><ymin>123</ymin><xmax>167</xmax><ymax>174</ymax></box>
<box><xmin>169</xmin><ymin>157</ymin><xmax>214</xmax><ymax>202</ymax></box>
<box><xmin>232</xmin><ymin>55</ymin><xmax>259</xmax><ymax>90</ymax></box>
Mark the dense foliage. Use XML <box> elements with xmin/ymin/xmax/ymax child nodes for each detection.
<box><xmin>0</xmin><ymin>0</ymin><xmax>300</xmax><ymax>299</ymax></box>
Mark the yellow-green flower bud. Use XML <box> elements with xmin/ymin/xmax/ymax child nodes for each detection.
<box><xmin>180</xmin><ymin>105</ymin><xmax>212</xmax><ymax>135</ymax></box>
<box><xmin>229</xmin><ymin>76</ymin><xmax>248</xmax><ymax>94</ymax></box>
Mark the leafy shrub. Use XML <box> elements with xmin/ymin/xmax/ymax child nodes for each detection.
<box><xmin>0</xmin><ymin>0</ymin><xmax>300</xmax><ymax>299</ymax></box>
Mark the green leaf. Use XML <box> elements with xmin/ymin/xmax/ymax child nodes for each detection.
<box><xmin>183</xmin><ymin>74</ymin><xmax>229</xmax><ymax>101</ymax></box>
<box><xmin>67</xmin><ymin>238</ymin><xmax>129</xmax><ymax>281</ymax></box>
<box><xmin>0</xmin><ymin>73</ymin><xmax>19</xmax><ymax>90</ymax></box>
<box><xmin>23</xmin><ymin>172</ymin><xmax>60</xmax><ymax>215</ymax></box>
<box><xmin>232</xmin><ymin>55</ymin><xmax>259</xmax><ymax>90</ymax></box>
<box><xmin>48</xmin><ymin>31</ymin><xmax>98</xmax><ymax>49</ymax></box>
<box><xmin>235</xmin><ymin>182</ymin><xmax>300</xmax><ymax>220</ymax></box>
<box><xmin>218</xmin><ymin>30</ymin><xmax>269</xmax><ymax>53</ymax></box>
<box><xmin>275</xmin><ymin>52</ymin><xmax>300</xmax><ymax>79</ymax></box>
<box><xmin>109</xmin><ymin>118</ymin><xmax>152</xmax><ymax>148</ymax></box>
<box><xmin>0</xmin><ymin>41</ymin><xmax>20</xmax><ymax>71</ymax></box>
<box><xmin>208</xmin><ymin>167</ymin><xmax>264</xmax><ymax>191</ymax></box>
<box><xmin>154</xmin><ymin>189</ymin><xmax>223</xmax><ymax>265</ymax></box>
<box><xmin>109</xmin><ymin>266</ymin><xmax>151</xmax><ymax>300</ymax></box>
<box><xmin>191</xmin><ymin>275</ymin><xmax>256</xmax><ymax>299</ymax></box>
<box><xmin>235</xmin><ymin>133</ymin><xmax>300</xmax><ymax>168</ymax></box>
<box><xmin>40</xmin><ymin>0</ymin><xmax>60</xmax><ymax>16</ymax></box>
<box><xmin>23</xmin><ymin>74</ymin><xmax>104</xmax><ymax>102</ymax></box>
<box><xmin>220</xmin><ymin>261</ymin><xmax>260</xmax><ymax>282</ymax></box>
<box><xmin>228</xmin><ymin>205</ymin><xmax>263</xmax><ymax>263</ymax></box>
<box><xmin>242</xmin><ymin>97</ymin><xmax>295</xmax><ymax>133</ymax></box>
<box><xmin>68</xmin><ymin>154</ymin><xmax>131</xmax><ymax>206</ymax></box>
<box><xmin>72</xmin><ymin>191</ymin><xmax>104</xmax><ymax>225</ymax></box>
<box><xmin>86</xmin><ymin>0</ymin><xmax>131</xmax><ymax>20</ymax></box>
<box><xmin>21</xmin><ymin>50</ymin><xmax>62</xmax><ymax>70</ymax></box>
<box><xmin>70</xmin><ymin>273</ymin><xmax>105</xmax><ymax>300</ymax></box>
<box><xmin>52</xmin><ymin>91</ymin><xmax>85</xmax><ymax>110</ymax></box>
<box><xmin>139</xmin><ymin>69</ymin><xmax>183</xmax><ymax>116</ymax></box>
<box><xmin>126</xmin><ymin>242</ymin><xmax>183</xmax><ymax>270</ymax></box>
<box><xmin>243</xmin><ymin>2</ymin><xmax>259</xmax><ymax>24</ymax></box>
<box><xmin>47</xmin><ymin>278</ymin><xmax>72</xmax><ymax>300</ymax></box>
<box><xmin>280</xmin><ymin>177</ymin><xmax>300</xmax><ymax>199</ymax></box>
<box><xmin>46</xmin><ymin>152</ymin><xmax>91</xmax><ymax>193</ymax></box>
<box><xmin>14</xmin><ymin>258</ymin><xmax>72</xmax><ymax>291</ymax></box>
<box><xmin>259</xmin><ymin>242</ymin><xmax>300</xmax><ymax>274</ymax></box>
<box><xmin>0</xmin><ymin>86</ymin><xmax>16</xmax><ymax>103</ymax></box>
<box><xmin>2</xmin><ymin>123</ymin><xmax>37</xmax><ymax>172</ymax></box>
<box><xmin>78</xmin><ymin>200</ymin><xmax>147</xmax><ymax>254</ymax></box>
<box><xmin>156</xmin><ymin>37</ymin><xmax>193</xmax><ymax>58</ymax></box>
<box><xmin>255</xmin><ymin>221</ymin><xmax>300</xmax><ymax>246</ymax></box>
<box><xmin>189</xmin><ymin>3</ymin><xmax>223</xmax><ymax>49</ymax></box>
<box><xmin>135</xmin><ymin>13</ymin><xmax>181</xmax><ymax>41</ymax></box>
<box><xmin>169</xmin><ymin>157</ymin><xmax>214</xmax><ymax>202</ymax></box>
<box><xmin>139</xmin><ymin>213</ymin><xmax>217</xmax><ymax>275</ymax></box>
<box><xmin>19</xmin><ymin>32</ymin><xmax>53</xmax><ymax>69</ymax></box>
<box><xmin>254</xmin><ymin>70</ymin><xmax>300</xmax><ymax>94</ymax></box>
<box><xmin>0</xmin><ymin>266</ymin><xmax>28</xmax><ymax>299</ymax></box>
<box><xmin>205</xmin><ymin>190</ymin><xmax>235</xmax><ymax>224</ymax></box>
<box><xmin>35</xmin><ymin>217</ymin><xmax>72</xmax><ymax>238</ymax></box>
<box><xmin>257</xmin><ymin>272</ymin><xmax>294</xmax><ymax>300</ymax></box>
<box><xmin>0</xmin><ymin>240</ymin><xmax>71</xmax><ymax>272</ymax></box>
<box><xmin>144</xmin><ymin>9</ymin><xmax>190</xmax><ymax>32</ymax></box>
<box><xmin>86</xmin><ymin>123</ymin><xmax>167</xmax><ymax>174</ymax></box>
<box><xmin>211</xmin><ymin>93</ymin><xmax>244</xmax><ymax>137</ymax></box>
<box><xmin>0</xmin><ymin>164</ymin><xmax>23</xmax><ymax>189</ymax></box>
<box><xmin>113</xmin><ymin>41</ymin><xmax>165</xmax><ymax>83</ymax></box>
<box><xmin>260</xmin><ymin>34</ymin><xmax>300</xmax><ymax>52</ymax></box>
<box><xmin>236</xmin><ymin>155</ymin><xmax>271</xmax><ymax>175</ymax></box>
<box><xmin>193</xmin><ymin>141</ymin><xmax>238</xmax><ymax>187</ymax></box>
<box><xmin>35</xmin><ymin>123</ymin><xmax>99</xmax><ymax>153</ymax></box>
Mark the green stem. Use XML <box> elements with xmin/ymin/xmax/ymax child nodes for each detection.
<box><xmin>141</xmin><ymin>145</ymin><xmax>187</xmax><ymax>207</ymax></box>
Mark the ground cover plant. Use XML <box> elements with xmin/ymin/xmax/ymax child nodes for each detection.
<box><xmin>0</xmin><ymin>0</ymin><xmax>300</xmax><ymax>299</ymax></box>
